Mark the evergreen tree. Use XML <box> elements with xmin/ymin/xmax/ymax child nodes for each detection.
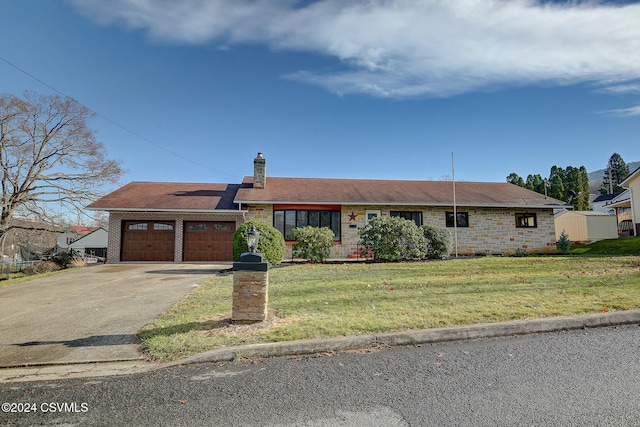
<box><xmin>565</xmin><ymin>166</ymin><xmax>590</xmax><ymax>210</ymax></box>
<box><xmin>509</xmin><ymin>165</ymin><xmax>589</xmax><ymax>206</ymax></box>
<box><xmin>579</xmin><ymin>166</ymin><xmax>590</xmax><ymax>209</ymax></box>
<box><xmin>601</xmin><ymin>153</ymin><xmax>630</xmax><ymax>194</ymax></box>
<box><xmin>524</xmin><ymin>174</ymin><xmax>545</xmax><ymax>194</ymax></box>
<box><xmin>548</xmin><ymin>166</ymin><xmax>566</xmax><ymax>201</ymax></box>
<box><xmin>506</xmin><ymin>173</ymin><xmax>525</xmax><ymax>187</ymax></box>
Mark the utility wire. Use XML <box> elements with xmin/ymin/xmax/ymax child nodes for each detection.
<box><xmin>0</xmin><ymin>56</ymin><xmax>241</xmax><ymax>179</ymax></box>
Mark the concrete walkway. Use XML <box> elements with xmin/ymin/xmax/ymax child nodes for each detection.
<box><xmin>0</xmin><ymin>263</ymin><xmax>228</xmax><ymax>368</ymax></box>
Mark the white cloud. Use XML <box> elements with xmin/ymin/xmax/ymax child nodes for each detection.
<box><xmin>598</xmin><ymin>83</ymin><xmax>640</xmax><ymax>95</ymax></box>
<box><xmin>69</xmin><ymin>0</ymin><xmax>640</xmax><ymax>98</ymax></box>
<box><xmin>600</xmin><ymin>105</ymin><xmax>640</xmax><ymax>117</ymax></box>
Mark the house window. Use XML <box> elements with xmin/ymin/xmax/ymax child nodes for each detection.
<box><xmin>365</xmin><ymin>210</ymin><xmax>381</xmax><ymax>224</ymax></box>
<box><xmin>446</xmin><ymin>212</ymin><xmax>469</xmax><ymax>227</ymax></box>
<box><xmin>390</xmin><ymin>211</ymin><xmax>423</xmax><ymax>226</ymax></box>
<box><xmin>274</xmin><ymin>205</ymin><xmax>341</xmax><ymax>241</ymax></box>
<box><xmin>516</xmin><ymin>213</ymin><xmax>537</xmax><ymax>228</ymax></box>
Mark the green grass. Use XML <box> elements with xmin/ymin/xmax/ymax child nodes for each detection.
<box><xmin>140</xmin><ymin>254</ymin><xmax>640</xmax><ymax>361</ymax></box>
<box><xmin>571</xmin><ymin>236</ymin><xmax>640</xmax><ymax>255</ymax></box>
<box><xmin>0</xmin><ymin>270</ymin><xmax>62</xmax><ymax>288</ymax></box>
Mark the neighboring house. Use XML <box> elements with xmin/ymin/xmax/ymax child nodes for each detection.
<box><xmin>67</xmin><ymin>227</ymin><xmax>108</xmax><ymax>259</ymax></box>
<box><xmin>618</xmin><ymin>167</ymin><xmax>640</xmax><ymax>236</ymax></box>
<box><xmin>87</xmin><ymin>153</ymin><xmax>566</xmax><ymax>262</ymax></box>
<box><xmin>590</xmin><ymin>194</ymin><xmax>617</xmax><ymax>214</ymax></box>
<box><xmin>605</xmin><ymin>165</ymin><xmax>640</xmax><ymax>236</ymax></box>
<box><xmin>57</xmin><ymin>225</ymin><xmax>95</xmax><ymax>251</ymax></box>
<box><xmin>554</xmin><ymin>210</ymin><xmax>618</xmax><ymax>243</ymax></box>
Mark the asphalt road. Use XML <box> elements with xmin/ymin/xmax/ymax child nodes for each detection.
<box><xmin>1</xmin><ymin>324</ymin><xmax>639</xmax><ymax>426</ymax></box>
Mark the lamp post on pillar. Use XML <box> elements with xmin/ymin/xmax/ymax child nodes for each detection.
<box><xmin>232</xmin><ymin>225</ymin><xmax>269</xmax><ymax>323</ymax></box>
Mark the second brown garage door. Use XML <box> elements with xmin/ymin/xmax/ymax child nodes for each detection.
<box><xmin>183</xmin><ymin>221</ymin><xmax>235</xmax><ymax>261</ymax></box>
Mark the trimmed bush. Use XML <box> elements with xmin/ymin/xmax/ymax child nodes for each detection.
<box><xmin>557</xmin><ymin>229</ymin><xmax>571</xmax><ymax>254</ymax></box>
<box><xmin>233</xmin><ymin>221</ymin><xmax>286</xmax><ymax>265</ymax></box>
<box><xmin>421</xmin><ymin>224</ymin><xmax>453</xmax><ymax>259</ymax></box>
<box><xmin>359</xmin><ymin>216</ymin><xmax>426</xmax><ymax>262</ymax></box>
<box><xmin>292</xmin><ymin>226</ymin><xmax>334</xmax><ymax>263</ymax></box>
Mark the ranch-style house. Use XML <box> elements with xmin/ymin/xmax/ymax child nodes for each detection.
<box><xmin>87</xmin><ymin>153</ymin><xmax>566</xmax><ymax>262</ymax></box>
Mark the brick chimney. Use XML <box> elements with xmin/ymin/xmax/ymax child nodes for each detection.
<box><xmin>253</xmin><ymin>152</ymin><xmax>266</xmax><ymax>189</ymax></box>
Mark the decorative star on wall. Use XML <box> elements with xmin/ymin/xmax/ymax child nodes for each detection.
<box><xmin>348</xmin><ymin>212</ymin><xmax>358</xmax><ymax>221</ymax></box>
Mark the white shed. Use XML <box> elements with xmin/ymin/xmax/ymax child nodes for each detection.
<box><xmin>554</xmin><ymin>211</ymin><xmax>618</xmax><ymax>243</ymax></box>
<box><xmin>67</xmin><ymin>227</ymin><xmax>108</xmax><ymax>259</ymax></box>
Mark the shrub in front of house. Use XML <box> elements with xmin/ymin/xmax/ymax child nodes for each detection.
<box><xmin>557</xmin><ymin>229</ymin><xmax>571</xmax><ymax>254</ymax></box>
<box><xmin>359</xmin><ymin>216</ymin><xmax>426</xmax><ymax>262</ymax></box>
<box><xmin>22</xmin><ymin>261</ymin><xmax>60</xmax><ymax>275</ymax></box>
<box><xmin>292</xmin><ymin>226</ymin><xmax>334</xmax><ymax>263</ymax></box>
<box><xmin>233</xmin><ymin>221</ymin><xmax>286</xmax><ymax>265</ymax></box>
<box><xmin>421</xmin><ymin>224</ymin><xmax>453</xmax><ymax>259</ymax></box>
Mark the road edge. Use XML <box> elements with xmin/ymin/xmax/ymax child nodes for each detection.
<box><xmin>173</xmin><ymin>308</ymin><xmax>640</xmax><ymax>365</ymax></box>
<box><xmin>3</xmin><ymin>309</ymin><xmax>639</xmax><ymax>382</ymax></box>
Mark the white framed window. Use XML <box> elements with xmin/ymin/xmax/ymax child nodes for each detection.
<box><xmin>365</xmin><ymin>210</ymin><xmax>381</xmax><ymax>224</ymax></box>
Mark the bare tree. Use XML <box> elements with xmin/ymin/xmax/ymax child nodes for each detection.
<box><xmin>0</xmin><ymin>91</ymin><xmax>123</xmax><ymax>245</ymax></box>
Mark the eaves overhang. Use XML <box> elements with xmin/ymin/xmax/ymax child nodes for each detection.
<box><xmin>234</xmin><ymin>199</ymin><xmax>564</xmax><ymax>209</ymax></box>
<box><xmin>86</xmin><ymin>207</ymin><xmax>246</xmax><ymax>214</ymax></box>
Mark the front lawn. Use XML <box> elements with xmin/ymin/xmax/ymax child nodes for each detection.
<box><xmin>139</xmin><ymin>256</ymin><xmax>640</xmax><ymax>361</ymax></box>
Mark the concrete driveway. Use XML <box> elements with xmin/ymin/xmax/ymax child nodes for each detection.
<box><xmin>0</xmin><ymin>263</ymin><xmax>229</xmax><ymax>367</ymax></box>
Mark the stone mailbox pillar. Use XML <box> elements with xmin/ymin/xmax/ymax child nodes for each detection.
<box><xmin>232</xmin><ymin>252</ymin><xmax>269</xmax><ymax>323</ymax></box>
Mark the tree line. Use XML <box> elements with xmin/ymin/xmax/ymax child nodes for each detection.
<box><xmin>506</xmin><ymin>153</ymin><xmax>631</xmax><ymax>211</ymax></box>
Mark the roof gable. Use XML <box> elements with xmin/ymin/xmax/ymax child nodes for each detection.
<box><xmin>620</xmin><ymin>165</ymin><xmax>640</xmax><ymax>187</ymax></box>
<box><xmin>67</xmin><ymin>227</ymin><xmax>108</xmax><ymax>248</ymax></box>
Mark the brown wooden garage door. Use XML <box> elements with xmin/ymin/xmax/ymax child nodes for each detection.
<box><xmin>121</xmin><ymin>221</ymin><xmax>175</xmax><ymax>262</ymax></box>
<box><xmin>183</xmin><ymin>221</ymin><xmax>235</xmax><ymax>261</ymax></box>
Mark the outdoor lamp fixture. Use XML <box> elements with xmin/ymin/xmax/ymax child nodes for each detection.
<box><xmin>247</xmin><ymin>225</ymin><xmax>260</xmax><ymax>254</ymax></box>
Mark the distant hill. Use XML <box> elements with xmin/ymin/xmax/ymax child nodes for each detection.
<box><xmin>588</xmin><ymin>161</ymin><xmax>639</xmax><ymax>193</ymax></box>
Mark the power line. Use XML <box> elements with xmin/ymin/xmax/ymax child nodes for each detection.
<box><xmin>0</xmin><ymin>56</ymin><xmax>240</xmax><ymax>180</ymax></box>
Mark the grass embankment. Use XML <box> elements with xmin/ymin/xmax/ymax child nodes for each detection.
<box><xmin>140</xmin><ymin>251</ymin><xmax>640</xmax><ymax>361</ymax></box>
<box><xmin>571</xmin><ymin>236</ymin><xmax>639</xmax><ymax>256</ymax></box>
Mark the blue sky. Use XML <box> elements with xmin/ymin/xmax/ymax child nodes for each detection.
<box><xmin>2</xmin><ymin>0</ymin><xmax>640</xmax><ymax>189</ymax></box>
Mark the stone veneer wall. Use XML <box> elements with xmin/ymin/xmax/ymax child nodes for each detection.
<box><xmin>245</xmin><ymin>204</ymin><xmax>558</xmax><ymax>259</ymax></box>
<box><xmin>107</xmin><ymin>211</ymin><xmax>244</xmax><ymax>262</ymax></box>
<box><xmin>232</xmin><ymin>270</ymin><xmax>268</xmax><ymax>323</ymax></box>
